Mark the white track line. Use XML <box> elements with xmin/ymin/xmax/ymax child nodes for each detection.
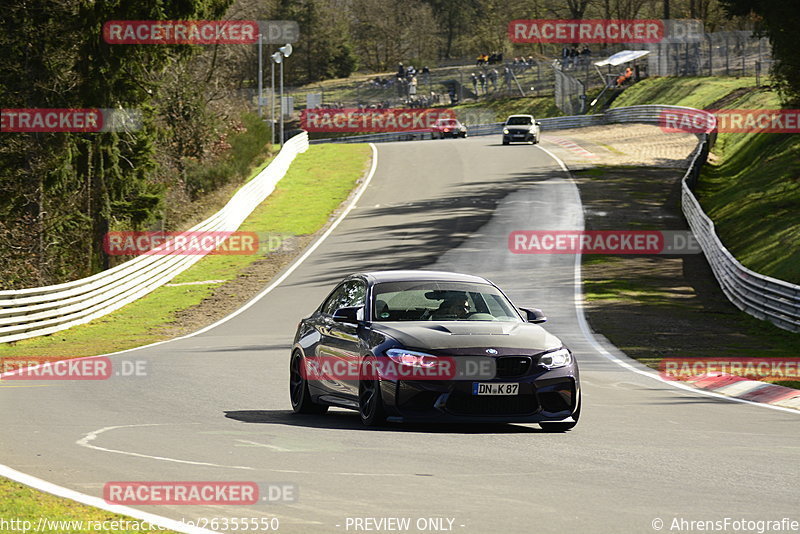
<box><xmin>0</xmin><ymin>464</ymin><xmax>219</xmax><ymax>534</ymax></box>
<box><xmin>77</xmin><ymin>424</ymin><xmax>254</xmax><ymax>470</ymax></box>
<box><xmin>0</xmin><ymin>143</ymin><xmax>380</xmax><ymax>533</ymax></box>
<box><xmin>535</xmin><ymin>144</ymin><xmax>800</xmax><ymax>416</ymax></box>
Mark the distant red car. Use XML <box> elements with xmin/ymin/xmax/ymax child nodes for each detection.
<box><xmin>431</xmin><ymin>118</ymin><xmax>468</xmax><ymax>139</ymax></box>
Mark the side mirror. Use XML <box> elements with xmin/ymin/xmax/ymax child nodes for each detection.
<box><xmin>332</xmin><ymin>306</ymin><xmax>361</xmax><ymax>324</ymax></box>
<box><xmin>535</xmin><ymin>121</ymin><xmax>541</xmax><ymax>126</ymax></box>
<box><xmin>520</xmin><ymin>307</ymin><xmax>547</xmax><ymax>324</ymax></box>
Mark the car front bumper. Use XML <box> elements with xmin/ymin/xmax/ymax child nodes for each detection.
<box><xmin>381</xmin><ymin>369</ymin><xmax>579</xmax><ymax>423</ymax></box>
<box><xmin>503</xmin><ymin>131</ymin><xmax>533</xmax><ymax>142</ymax></box>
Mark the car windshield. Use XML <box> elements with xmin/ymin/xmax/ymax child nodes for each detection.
<box><xmin>435</xmin><ymin>119</ymin><xmax>458</xmax><ymax>126</ymax></box>
<box><xmin>506</xmin><ymin>116</ymin><xmax>533</xmax><ymax>125</ymax></box>
<box><xmin>372</xmin><ymin>281</ymin><xmax>522</xmax><ymax>322</ymax></box>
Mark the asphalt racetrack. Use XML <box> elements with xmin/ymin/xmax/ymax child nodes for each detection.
<box><xmin>1</xmin><ymin>135</ymin><xmax>798</xmax><ymax>534</ymax></box>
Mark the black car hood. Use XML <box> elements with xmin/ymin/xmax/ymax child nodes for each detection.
<box><xmin>372</xmin><ymin>321</ymin><xmax>561</xmax><ymax>352</ymax></box>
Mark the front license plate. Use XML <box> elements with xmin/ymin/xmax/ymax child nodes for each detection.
<box><xmin>472</xmin><ymin>383</ymin><xmax>519</xmax><ymax>395</ymax></box>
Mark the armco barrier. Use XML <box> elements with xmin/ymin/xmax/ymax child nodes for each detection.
<box><xmin>310</xmin><ymin>105</ymin><xmax>800</xmax><ymax>332</ymax></box>
<box><xmin>680</xmin><ymin>137</ymin><xmax>800</xmax><ymax>333</ymax></box>
<box><xmin>0</xmin><ymin>132</ymin><xmax>309</xmax><ymax>343</ymax></box>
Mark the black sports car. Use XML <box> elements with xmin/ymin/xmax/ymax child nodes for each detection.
<box><xmin>289</xmin><ymin>271</ymin><xmax>580</xmax><ymax>430</ymax></box>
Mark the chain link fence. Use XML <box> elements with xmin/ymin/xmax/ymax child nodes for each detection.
<box><xmin>249</xmin><ymin>30</ymin><xmax>773</xmax><ymax>120</ymax></box>
<box><xmin>646</xmin><ymin>30</ymin><xmax>772</xmax><ymax>78</ymax></box>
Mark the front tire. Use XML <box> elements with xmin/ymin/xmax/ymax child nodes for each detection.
<box><xmin>540</xmin><ymin>392</ymin><xmax>580</xmax><ymax>432</ymax></box>
<box><xmin>290</xmin><ymin>352</ymin><xmax>328</xmax><ymax>415</ymax></box>
<box><xmin>359</xmin><ymin>358</ymin><xmax>386</xmax><ymax>426</ymax></box>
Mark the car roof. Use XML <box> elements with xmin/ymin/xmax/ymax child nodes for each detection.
<box><xmin>355</xmin><ymin>270</ymin><xmax>492</xmax><ymax>285</ymax></box>
<box><xmin>506</xmin><ymin>114</ymin><xmax>534</xmax><ymax>119</ymax></box>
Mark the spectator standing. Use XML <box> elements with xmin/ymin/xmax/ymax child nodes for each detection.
<box><xmin>478</xmin><ymin>72</ymin><xmax>487</xmax><ymax>93</ymax></box>
<box><xmin>470</xmin><ymin>72</ymin><xmax>478</xmax><ymax>94</ymax></box>
<box><xmin>580</xmin><ymin>45</ymin><xmax>591</xmax><ymax>66</ymax></box>
<box><xmin>568</xmin><ymin>46</ymin><xmax>579</xmax><ymax>69</ymax></box>
<box><xmin>488</xmin><ymin>68</ymin><xmax>498</xmax><ymax>91</ymax></box>
<box><xmin>422</xmin><ymin>66</ymin><xmax>430</xmax><ymax>85</ymax></box>
<box><xmin>503</xmin><ymin>66</ymin><xmax>512</xmax><ymax>91</ymax></box>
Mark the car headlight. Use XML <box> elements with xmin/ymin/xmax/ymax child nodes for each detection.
<box><xmin>538</xmin><ymin>347</ymin><xmax>572</xmax><ymax>369</ymax></box>
<box><xmin>503</xmin><ymin>128</ymin><xmax>509</xmax><ymax>134</ymax></box>
<box><xmin>386</xmin><ymin>348</ymin><xmax>439</xmax><ymax>368</ymax></box>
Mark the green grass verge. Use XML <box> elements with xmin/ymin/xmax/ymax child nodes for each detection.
<box><xmin>610</xmin><ymin>76</ymin><xmax>799</xmax><ymax>283</ymax></box>
<box><xmin>0</xmin><ymin>144</ymin><xmax>371</xmax><ymax>359</ymax></box>
<box><xmin>696</xmin><ymin>89</ymin><xmax>800</xmax><ymax>283</ymax></box>
<box><xmin>0</xmin><ymin>477</ymin><xmax>175</xmax><ymax>533</ymax></box>
<box><xmin>610</xmin><ymin>76</ymin><xmax>758</xmax><ymax>109</ymax></box>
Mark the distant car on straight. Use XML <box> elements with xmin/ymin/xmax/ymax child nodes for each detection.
<box><xmin>431</xmin><ymin>118</ymin><xmax>468</xmax><ymax>139</ymax></box>
<box><xmin>502</xmin><ymin>114</ymin><xmax>541</xmax><ymax>144</ymax></box>
<box><xmin>289</xmin><ymin>270</ymin><xmax>580</xmax><ymax>430</ymax></box>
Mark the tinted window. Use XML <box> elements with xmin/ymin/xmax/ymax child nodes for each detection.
<box><xmin>506</xmin><ymin>116</ymin><xmax>533</xmax><ymax>125</ymax></box>
<box><xmin>372</xmin><ymin>281</ymin><xmax>521</xmax><ymax>322</ymax></box>
<box><xmin>321</xmin><ymin>280</ymin><xmax>366</xmax><ymax>315</ymax></box>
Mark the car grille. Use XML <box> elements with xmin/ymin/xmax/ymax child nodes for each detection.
<box><xmin>495</xmin><ymin>356</ymin><xmax>531</xmax><ymax>378</ymax></box>
<box><xmin>445</xmin><ymin>392</ymin><xmax>538</xmax><ymax>416</ymax></box>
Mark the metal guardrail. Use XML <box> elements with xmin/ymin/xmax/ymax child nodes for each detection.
<box><xmin>0</xmin><ymin>132</ymin><xmax>310</xmax><ymax>343</ymax></box>
<box><xmin>309</xmin><ymin>105</ymin><xmax>679</xmax><ymax>144</ymax></box>
<box><xmin>679</xmin><ymin>130</ymin><xmax>800</xmax><ymax>333</ymax></box>
<box><xmin>311</xmin><ymin>104</ymin><xmax>800</xmax><ymax>332</ymax></box>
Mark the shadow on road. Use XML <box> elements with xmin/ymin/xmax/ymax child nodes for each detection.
<box><xmin>224</xmin><ymin>409</ymin><xmax>544</xmax><ymax>434</ymax></box>
<box><xmin>282</xmin><ymin>167</ymin><xmax>564</xmax><ymax>288</ymax></box>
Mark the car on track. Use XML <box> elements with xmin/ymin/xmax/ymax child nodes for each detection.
<box><xmin>502</xmin><ymin>114</ymin><xmax>541</xmax><ymax>144</ymax></box>
<box><xmin>431</xmin><ymin>118</ymin><xmax>468</xmax><ymax>139</ymax></box>
<box><xmin>289</xmin><ymin>270</ymin><xmax>580</xmax><ymax>430</ymax></box>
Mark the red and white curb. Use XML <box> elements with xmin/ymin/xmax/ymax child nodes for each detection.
<box><xmin>545</xmin><ymin>135</ymin><xmax>597</xmax><ymax>158</ymax></box>
<box><xmin>681</xmin><ymin>373</ymin><xmax>800</xmax><ymax>410</ymax></box>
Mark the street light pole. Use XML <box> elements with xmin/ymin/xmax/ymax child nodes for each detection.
<box><xmin>269</xmin><ymin>44</ymin><xmax>293</xmax><ymax>149</ymax></box>
<box><xmin>270</xmin><ymin>55</ymin><xmax>276</xmax><ymax>145</ymax></box>
<box><xmin>277</xmin><ymin>44</ymin><xmax>293</xmax><ymax>148</ymax></box>
<box><xmin>257</xmin><ymin>33</ymin><xmax>263</xmax><ymax>118</ymax></box>
<box><xmin>279</xmin><ymin>55</ymin><xmax>284</xmax><ymax>147</ymax></box>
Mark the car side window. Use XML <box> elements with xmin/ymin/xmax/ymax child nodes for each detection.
<box><xmin>321</xmin><ymin>284</ymin><xmax>347</xmax><ymax>315</ymax></box>
<box><xmin>321</xmin><ymin>280</ymin><xmax>365</xmax><ymax>315</ymax></box>
<box><xmin>339</xmin><ymin>280</ymin><xmax>366</xmax><ymax>308</ymax></box>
